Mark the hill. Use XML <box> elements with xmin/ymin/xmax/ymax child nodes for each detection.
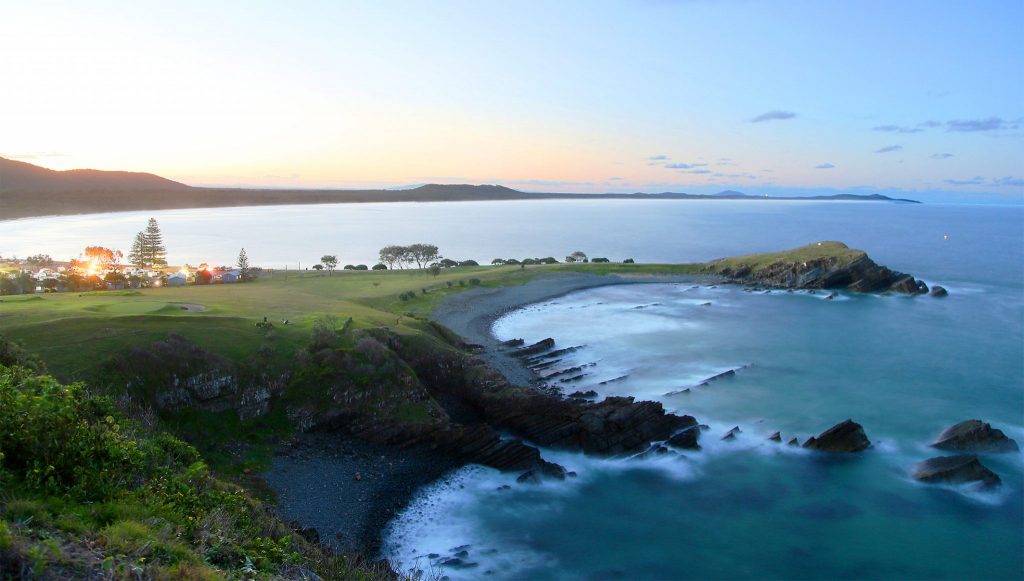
<box><xmin>0</xmin><ymin>156</ymin><xmax>189</xmax><ymax>192</ymax></box>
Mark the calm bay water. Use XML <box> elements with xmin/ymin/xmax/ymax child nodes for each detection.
<box><xmin>4</xmin><ymin>200</ymin><xmax>1023</xmax><ymax>579</ymax></box>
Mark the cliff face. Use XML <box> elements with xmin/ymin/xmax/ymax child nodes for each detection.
<box><xmin>114</xmin><ymin>331</ymin><xmax>695</xmax><ymax>477</ymax></box>
<box><xmin>704</xmin><ymin>241</ymin><xmax>928</xmax><ymax>294</ymax></box>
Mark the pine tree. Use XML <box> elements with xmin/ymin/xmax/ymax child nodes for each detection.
<box><xmin>127</xmin><ymin>231</ymin><xmax>146</xmax><ymax>267</ymax></box>
<box><xmin>143</xmin><ymin>218</ymin><xmax>167</xmax><ymax>267</ymax></box>
<box><xmin>237</xmin><ymin>248</ymin><xmax>251</xmax><ymax>281</ymax></box>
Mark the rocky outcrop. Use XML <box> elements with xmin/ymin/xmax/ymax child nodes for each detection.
<box><xmin>929</xmin><ymin>285</ymin><xmax>948</xmax><ymax>297</ymax></box>
<box><xmin>931</xmin><ymin>420</ymin><xmax>1019</xmax><ymax>453</ymax></box>
<box><xmin>378</xmin><ymin>330</ymin><xmax>697</xmax><ymax>457</ymax></box>
<box><xmin>913</xmin><ymin>455</ymin><xmax>1001</xmax><ymax>488</ymax></box>
<box><xmin>107</xmin><ymin>333</ymin><xmax>285</xmax><ymax>419</ymax></box>
<box><xmin>706</xmin><ymin>242</ymin><xmax>928</xmax><ymax>295</ymax></box>
<box><xmin>511</xmin><ymin>338</ymin><xmax>555</xmax><ymax>358</ymax></box>
<box><xmin>666</xmin><ymin>426</ymin><xmax>701</xmax><ymax>449</ymax></box>
<box><xmin>803</xmin><ymin>419</ymin><xmax>871</xmax><ymax>452</ymax></box>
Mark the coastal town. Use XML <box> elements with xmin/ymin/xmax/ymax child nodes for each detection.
<box><xmin>0</xmin><ymin>218</ymin><xmax>250</xmax><ymax>294</ymax></box>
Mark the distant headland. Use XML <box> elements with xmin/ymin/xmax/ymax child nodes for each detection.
<box><xmin>0</xmin><ymin>156</ymin><xmax>920</xmax><ymax>220</ymax></box>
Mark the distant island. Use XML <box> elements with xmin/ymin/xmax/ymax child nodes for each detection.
<box><xmin>0</xmin><ymin>156</ymin><xmax>920</xmax><ymax>220</ymax></box>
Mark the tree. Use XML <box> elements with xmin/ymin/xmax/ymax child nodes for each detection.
<box><xmin>128</xmin><ymin>232</ymin><xmax>146</xmax><ymax>266</ymax></box>
<box><xmin>566</xmin><ymin>251</ymin><xmax>588</xmax><ymax>263</ymax></box>
<box><xmin>321</xmin><ymin>255</ymin><xmax>338</xmax><ymax>275</ymax></box>
<box><xmin>491</xmin><ymin>258</ymin><xmax>506</xmax><ymax>266</ymax></box>
<box><xmin>429</xmin><ymin>264</ymin><xmax>441</xmax><ymax>277</ymax></box>
<box><xmin>143</xmin><ymin>218</ymin><xmax>167</xmax><ymax>267</ymax></box>
<box><xmin>459</xmin><ymin>259</ymin><xmax>479</xmax><ymax>267</ymax></box>
<box><xmin>312</xmin><ymin>264</ymin><xmax>324</xmax><ymax>272</ymax></box>
<box><xmin>372</xmin><ymin>263</ymin><xmax>388</xmax><ymax>270</ymax></box>
<box><xmin>84</xmin><ymin>246</ymin><xmax>121</xmax><ymax>268</ymax></box>
<box><xmin>237</xmin><ymin>248</ymin><xmax>251</xmax><ymax>281</ymax></box>
<box><xmin>25</xmin><ymin>254</ymin><xmax>53</xmax><ymax>267</ymax></box>
<box><xmin>439</xmin><ymin>258</ymin><xmax>458</xmax><ymax>268</ymax></box>
<box><xmin>407</xmin><ymin>244</ymin><xmax>440</xmax><ymax>269</ymax></box>
<box><xmin>379</xmin><ymin>245</ymin><xmax>404</xmax><ymax>270</ymax></box>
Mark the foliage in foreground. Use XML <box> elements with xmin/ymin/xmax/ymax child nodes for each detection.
<box><xmin>0</xmin><ymin>364</ymin><xmax>391</xmax><ymax>580</ymax></box>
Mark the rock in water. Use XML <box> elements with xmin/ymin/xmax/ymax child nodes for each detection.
<box><xmin>516</xmin><ymin>462</ymin><xmax>567</xmax><ymax>484</ymax></box>
<box><xmin>802</xmin><ymin>419</ymin><xmax>870</xmax><ymax>452</ymax></box>
<box><xmin>721</xmin><ymin>426</ymin><xmax>741</xmax><ymax>441</ymax></box>
<box><xmin>929</xmin><ymin>285</ymin><xmax>948</xmax><ymax>297</ymax></box>
<box><xmin>768</xmin><ymin>431</ymin><xmax>782</xmax><ymax>442</ymax></box>
<box><xmin>913</xmin><ymin>455</ymin><xmax>1001</xmax><ymax>488</ymax></box>
<box><xmin>787</xmin><ymin>437</ymin><xmax>800</xmax><ymax>446</ymax></box>
<box><xmin>666</xmin><ymin>426</ymin><xmax>701</xmax><ymax>450</ymax></box>
<box><xmin>931</xmin><ymin>420</ymin><xmax>1019</xmax><ymax>453</ymax></box>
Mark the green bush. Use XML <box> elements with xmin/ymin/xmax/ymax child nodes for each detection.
<box><xmin>623</xmin><ymin>258</ymin><xmax>635</xmax><ymax>264</ymax></box>
<box><xmin>469</xmin><ymin>278</ymin><xmax>481</xmax><ymax>286</ymax></box>
<box><xmin>0</xmin><ymin>366</ymin><xmax>143</xmax><ymax>500</ymax></box>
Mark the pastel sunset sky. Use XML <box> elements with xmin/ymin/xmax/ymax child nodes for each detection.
<box><xmin>2</xmin><ymin>1</ymin><xmax>1021</xmax><ymax>201</ymax></box>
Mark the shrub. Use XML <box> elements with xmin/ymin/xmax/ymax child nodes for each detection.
<box><xmin>623</xmin><ymin>258</ymin><xmax>635</xmax><ymax>264</ymax></box>
<box><xmin>469</xmin><ymin>278</ymin><xmax>481</xmax><ymax>286</ymax></box>
<box><xmin>354</xmin><ymin>264</ymin><xmax>368</xmax><ymax>271</ymax></box>
<box><xmin>421</xmin><ymin>288</ymin><xmax>428</xmax><ymax>295</ymax></box>
<box><xmin>491</xmin><ymin>259</ymin><xmax>506</xmax><ymax>266</ymax></box>
<box><xmin>446</xmin><ymin>281</ymin><xmax>453</xmax><ymax>288</ymax></box>
<box><xmin>592</xmin><ymin>257</ymin><xmax>610</xmax><ymax>263</ymax></box>
<box><xmin>458</xmin><ymin>260</ymin><xmax>479</xmax><ymax>267</ymax></box>
<box><xmin>372</xmin><ymin>263</ymin><xmax>388</xmax><ymax>271</ymax></box>
<box><xmin>458</xmin><ymin>280</ymin><xmax>465</xmax><ymax>287</ymax></box>
<box><xmin>343</xmin><ymin>265</ymin><xmax>355</xmax><ymax>270</ymax></box>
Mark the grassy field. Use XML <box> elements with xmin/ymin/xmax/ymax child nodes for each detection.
<box><xmin>703</xmin><ymin>241</ymin><xmax>865</xmax><ymax>273</ymax></box>
<box><xmin>0</xmin><ymin>262</ymin><xmax>698</xmax><ymax>380</ymax></box>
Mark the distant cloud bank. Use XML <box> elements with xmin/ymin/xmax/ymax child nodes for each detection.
<box><xmin>750</xmin><ymin>110</ymin><xmax>796</xmax><ymax>123</ymax></box>
<box><xmin>930</xmin><ymin>153</ymin><xmax>954</xmax><ymax>159</ymax></box>
<box><xmin>815</xmin><ymin>163</ymin><xmax>836</xmax><ymax>169</ymax></box>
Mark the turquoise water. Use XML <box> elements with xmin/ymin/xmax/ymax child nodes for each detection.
<box><xmin>382</xmin><ymin>203</ymin><xmax>1024</xmax><ymax>580</ymax></box>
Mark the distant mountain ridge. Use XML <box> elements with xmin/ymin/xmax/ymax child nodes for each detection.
<box><xmin>0</xmin><ymin>157</ymin><xmax>920</xmax><ymax>220</ymax></box>
<box><xmin>0</xmin><ymin>156</ymin><xmax>189</xmax><ymax>192</ymax></box>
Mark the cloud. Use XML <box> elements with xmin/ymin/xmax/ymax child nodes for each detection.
<box><xmin>750</xmin><ymin>110</ymin><xmax>796</xmax><ymax>123</ymax></box>
<box><xmin>930</xmin><ymin>153</ymin><xmax>954</xmax><ymax>159</ymax></box>
<box><xmin>993</xmin><ymin>176</ymin><xmax>1024</xmax><ymax>187</ymax></box>
<box><xmin>946</xmin><ymin>117</ymin><xmax>1020</xmax><ymax>132</ymax></box>
<box><xmin>815</xmin><ymin>163</ymin><xmax>836</xmax><ymax>169</ymax></box>
<box><xmin>872</xmin><ymin>124</ymin><xmax>923</xmax><ymax>134</ymax></box>
<box><xmin>665</xmin><ymin>162</ymin><xmax>708</xmax><ymax>169</ymax></box>
<box><xmin>918</xmin><ymin>120</ymin><xmax>943</xmax><ymax>128</ymax></box>
<box><xmin>688</xmin><ymin>169</ymin><xmax>711</xmax><ymax>174</ymax></box>
<box><xmin>647</xmin><ymin>155</ymin><xmax>669</xmax><ymax>161</ymax></box>
<box><xmin>944</xmin><ymin>176</ymin><xmax>985</xmax><ymax>186</ymax></box>
<box><xmin>875</xmin><ymin>145</ymin><xmax>903</xmax><ymax>153</ymax></box>
<box><xmin>608</xmin><ymin>177</ymin><xmax>624</xmax><ymax>181</ymax></box>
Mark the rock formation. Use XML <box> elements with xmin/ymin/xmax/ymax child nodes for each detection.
<box><xmin>913</xmin><ymin>455</ymin><xmax>1001</xmax><ymax>488</ymax></box>
<box><xmin>705</xmin><ymin>242</ymin><xmax>928</xmax><ymax>295</ymax></box>
<box><xmin>803</xmin><ymin>419</ymin><xmax>871</xmax><ymax>452</ymax></box>
<box><xmin>931</xmin><ymin>420</ymin><xmax>1019</xmax><ymax>453</ymax></box>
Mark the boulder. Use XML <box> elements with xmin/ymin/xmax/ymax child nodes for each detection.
<box><xmin>666</xmin><ymin>426</ymin><xmax>701</xmax><ymax>450</ymax></box>
<box><xmin>802</xmin><ymin>419</ymin><xmax>870</xmax><ymax>452</ymax></box>
<box><xmin>721</xmin><ymin>426</ymin><xmax>741</xmax><ymax>441</ymax></box>
<box><xmin>929</xmin><ymin>286</ymin><xmax>948</xmax><ymax>297</ymax></box>
<box><xmin>931</xmin><ymin>420</ymin><xmax>1019</xmax><ymax>453</ymax></box>
<box><xmin>787</xmin><ymin>437</ymin><xmax>800</xmax><ymax>446</ymax></box>
<box><xmin>768</xmin><ymin>431</ymin><xmax>782</xmax><ymax>442</ymax></box>
<box><xmin>516</xmin><ymin>462</ymin><xmax>567</xmax><ymax>484</ymax></box>
<box><xmin>913</xmin><ymin>455</ymin><xmax>1001</xmax><ymax>488</ymax></box>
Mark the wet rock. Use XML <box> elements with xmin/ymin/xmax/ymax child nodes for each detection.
<box><xmin>502</xmin><ymin>338</ymin><xmax>525</xmax><ymax>347</ymax></box>
<box><xmin>568</xmin><ymin>390</ymin><xmax>598</xmax><ymax>399</ymax></box>
<box><xmin>438</xmin><ymin>557</ymin><xmax>478</xmax><ymax>569</ymax></box>
<box><xmin>700</xmin><ymin>302</ymin><xmax>712</xmax><ymax>307</ymax></box>
<box><xmin>913</xmin><ymin>455</ymin><xmax>1001</xmax><ymax>488</ymax></box>
<box><xmin>721</xmin><ymin>426</ymin><xmax>741</xmax><ymax>441</ymax></box>
<box><xmin>931</xmin><ymin>420</ymin><xmax>1019</xmax><ymax>453</ymax></box>
<box><xmin>929</xmin><ymin>285</ymin><xmax>948</xmax><ymax>297</ymax></box>
<box><xmin>516</xmin><ymin>462</ymin><xmax>567</xmax><ymax>484</ymax></box>
<box><xmin>511</xmin><ymin>338</ymin><xmax>555</xmax><ymax>358</ymax></box>
<box><xmin>666</xmin><ymin>426</ymin><xmax>701</xmax><ymax>450</ymax></box>
<box><xmin>768</xmin><ymin>431</ymin><xmax>782</xmax><ymax>442</ymax></box>
<box><xmin>825</xmin><ymin>292</ymin><xmax>838</xmax><ymax>300</ymax></box>
<box><xmin>787</xmin><ymin>437</ymin><xmax>800</xmax><ymax>446</ymax></box>
<box><xmin>803</xmin><ymin>419</ymin><xmax>870</xmax><ymax>452</ymax></box>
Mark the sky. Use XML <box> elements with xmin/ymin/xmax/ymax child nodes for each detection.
<box><xmin>1</xmin><ymin>0</ymin><xmax>1022</xmax><ymax>202</ymax></box>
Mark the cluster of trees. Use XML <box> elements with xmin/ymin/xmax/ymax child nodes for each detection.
<box><xmin>378</xmin><ymin>244</ymin><xmax>441</xmax><ymax>270</ymax></box>
<box><xmin>127</xmin><ymin>218</ymin><xmax>168</xmax><ymax>268</ymax></box>
<box><xmin>491</xmin><ymin>257</ymin><xmax>558</xmax><ymax>266</ymax></box>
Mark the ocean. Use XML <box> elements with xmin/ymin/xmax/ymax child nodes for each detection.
<box><xmin>5</xmin><ymin>199</ymin><xmax>1023</xmax><ymax>579</ymax></box>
